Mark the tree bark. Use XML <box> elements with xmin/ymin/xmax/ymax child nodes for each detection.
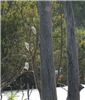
<box><xmin>38</xmin><ymin>1</ymin><xmax>57</xmax><ymax>100</ymax></box>
<box><xmin>64</xmin><ymin>1</ymin><xmax>80</xmax><ymax>100</ymax></box>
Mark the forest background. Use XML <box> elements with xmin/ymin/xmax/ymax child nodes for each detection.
<box><xmin>1</xmin><ymin>1</ymin><xmax>85</xmax><ymax>91</ymax></box>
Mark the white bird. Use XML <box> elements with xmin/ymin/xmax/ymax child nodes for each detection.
<box><xmin>24</xmin><ymin>62</ymin><xmax>29</xmax><ymax>70</ymax></box>
<box><xmin>55</xmin><ymin>67</ymin><xmax>62</xmax><ymax>75</ymax></box>
<box><xmin>25</xmin><ymin>42</ymin><xmax>29</xmax><ymax>51</ymax></box>
<box><xmin>31</xmin><ymin>26</ymin><xmax>36</xmax><ymax>35</ymax></box>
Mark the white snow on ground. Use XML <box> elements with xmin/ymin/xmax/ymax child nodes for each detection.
<box><xmin>2</xmin><ymin>85</ymin><xmax>85</xmax><ymax>100</ymax></box>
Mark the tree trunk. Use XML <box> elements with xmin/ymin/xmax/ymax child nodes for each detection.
<box><xmin>64</xmin><ymin>1</ymin><xmax>80</xmax><ymax>100</ymax></box>
<box><xmin>38</xmin><ymin>1</ymin><xmax>57</xmax><ymax>100</ymax></box>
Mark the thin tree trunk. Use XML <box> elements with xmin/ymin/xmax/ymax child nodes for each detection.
<box><xmin>64</xmin><ymin>1</ymin><xmax>80</xmax><ymax>100</ymax></box>
<box><xmin>38</xmin><ymin>1</ymin><xmax>57</xmax><ymax>100</ymax></box>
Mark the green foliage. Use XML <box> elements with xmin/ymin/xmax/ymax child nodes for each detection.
<box><xmin>7</xmin><ymin>92</ymin><xmax>18</xmax><ymax>100</ymax></box>
<box><xmin>51</xmin><ymin>2</ymin><xmax>67</xmax><ymax>71</ymax></box>
<box><xmin>1</xmin><ymin>1</ymin><xmax>85</xmax><ymax>88</ymax></box>
<box><xmin>72</xmin><ymin>1</ymin><xmax>85</xmax><ymax>27</ymax></box>
<box><xmin>1</xmin><ymin>1</ymin><xmax>38</xmax><ymax>77</ymax></box>
<box><xmin>8</xmin><ymin>95</ymin><xmax>15</xmax><ymax>100</ymax></box>
<box><xmin>76</xmin><ymin>28</ymin><xmax>85</xmax><ymax>78</ymax></box>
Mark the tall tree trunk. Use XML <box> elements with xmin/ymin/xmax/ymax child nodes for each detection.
<box><xmin>38</xmin><ymin>1</ymin><xmax>57</xmax><ymax>100</ymax></box>
<box><xmin>64</xmin><ymin>1</ymin><xmax>80</xmax><ymax>100</ymax></box>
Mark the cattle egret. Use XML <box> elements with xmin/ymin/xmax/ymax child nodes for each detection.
<box><xmin>25</xmin><ymin>42</ymin><xmax>29</xmax><ymax>51</ymax></box>
<box><xmin>31</xmin><ymin>26</ymin><xmax>36</xmax><ymax>34</ymax></box>
<box><xmin>24</xmin><ymin>62</ymin><xmax>29</xmax><ymax>70</ymax></box>
<box><xmin>55</xmin><ymin>67</ymin><xmax>62</xmax><ymax>75</ymax></box>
